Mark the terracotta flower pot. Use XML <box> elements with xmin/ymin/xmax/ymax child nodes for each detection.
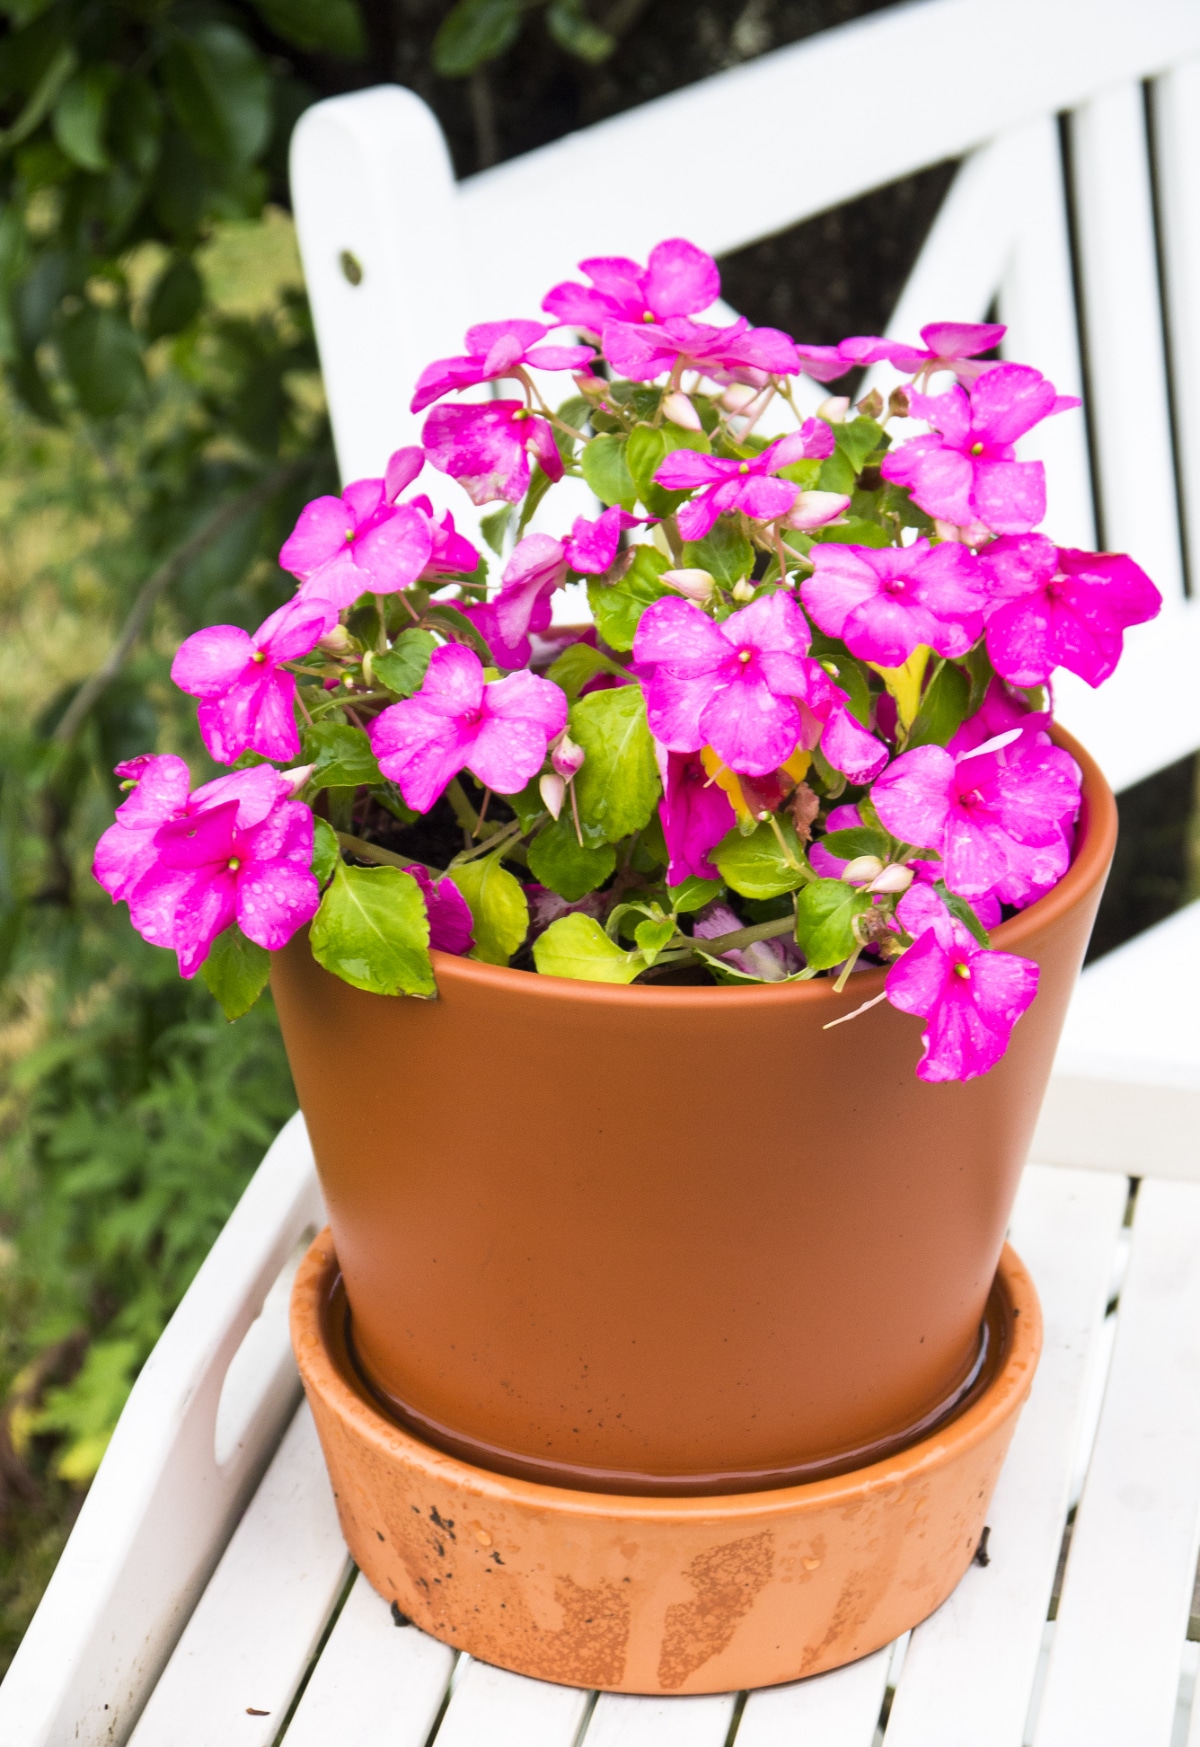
<box><xmin>272</xmin><ymin>727</ymin><xmax>1114</xmax><ymax>1497</ymax></box>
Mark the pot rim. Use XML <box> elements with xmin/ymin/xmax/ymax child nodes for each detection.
<box><xmin>294</xmin><ymin>1232</ymin><xmax>1042</xmax><ymax>1523</ymax></box>
<box><xmin>427</xmin><ymin>723</ymin><xmax>1117</xmax><ymax>1012</ymax></box>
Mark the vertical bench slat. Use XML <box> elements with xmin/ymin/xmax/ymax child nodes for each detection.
<box><xmin>1032</xmin><ymin>1177</ymin><xmax>1200</xmax><ymax>1746</ymax></box>
<box><xmin>583</xmin><ymin>1691</ymin><xmax>736</xmax><ymax>1745</ymax></box>
<box><xmin>282</xmin><ymin>1572</ymin><xmax>456</xmax><ymax>1747</ymax></box>
<box><xmin>431</xmin><ymin>1658</ymin><xmax>590</xmax><ymax>1747</ymax></box>
<box><xmin>882</xmin><ymin>1165</ymin><xmax>1127</xmax><ymax>1747</ymax></box>
<box><xmin>1068</xmin><ymin>81</ymin><xmax>1185</xmax><ymax>602</ymax></box>
<box><xmin>734</xmin><ymin>1645</ymin><xmax>892</xmax><ymax>1745</ymax></box>
<box><xmin>1151</xmin><ymin>56</ymin><xmax>1200</xmax><ymax>592</ymax></box>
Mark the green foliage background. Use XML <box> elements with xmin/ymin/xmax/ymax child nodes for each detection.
<box><xmin>1</xmin><ymin>0</ymin><xmax>1195</xmax><ymax>1683</ymax></box>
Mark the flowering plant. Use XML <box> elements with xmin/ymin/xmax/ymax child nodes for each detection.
<box><xmin>95</xmin><ymin>239</ymin><xmax>1161</xmax><ymax>1083</ymax></box>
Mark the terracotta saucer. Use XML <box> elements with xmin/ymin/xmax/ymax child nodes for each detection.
<box><xmin>291</xmin><ymin>1231</ymin><xmax>1041</xmax><ymax>1695</ymax></box>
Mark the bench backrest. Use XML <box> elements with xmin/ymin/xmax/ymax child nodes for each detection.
<box><xmin>289</xmin><ymin>0</ymin><xmax>1200</xmax><ymax>794</ymax></box>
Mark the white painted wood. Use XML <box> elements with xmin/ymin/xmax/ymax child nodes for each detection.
<box><xmin>128</xmin><ymin>1405</ymin><xmax>350</xmax><ymax>1747</ymax></box>
<box><xmin>0</xmin><ymin>1112</ymin><xmax>323</xmax><ymax>1747</ymax></box>
<box><xmin>282</xmin><ymin>1573</ymin><xmax>455</xmax><ymax>1747</ymax></box>
<box><xmin>1032</xmin><ymin>1177</ymin><xmax>1200</xmax><ymax>1747</ymax></box>
<box><xmin>1036</xmin><ymin>901</ymin><xmax>1200</xmax><ymax>1180</ymax></box>
<box><xmin>1152</xmin><ymin>58</ymin><xmax>1200</xmax><ymax>595</ymax></box>
<box><xmin>882</xmin><ymin>1166</ymin><xmax>1127</xmax><ymax>1747</ymax></box>
<box><xmin>1051</xmin><ymin>605</ymin><xmax>1200</xmax><ymax>793</ymax></box>
<box><xmin>432</xmin><ymin>1657</ymin><xmax>591</xmax><ymax>1747</ymax></box>
<box><xmin>735</xmin><ymin>1646</ymin><xmax>891</xmax><ymax>1745</ymax></box>
<box><xmin>584</xmin><ymin>1690</ymin><xmax>735</xmax><ymax>1746</ymax></box>
<box><xmin>1068</xmin><ymin>81</ymin><xmax>1184</xmax><ymax>604</ymax></box>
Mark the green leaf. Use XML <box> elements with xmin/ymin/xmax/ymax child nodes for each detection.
<box><xmin>585</xmin><ymin>544</ymin><xmax>670</xmax><ymax>652</ymax></box>
<box><xmin>59</xmin><ymin>307</ymin><xmax>145</xmax><ymax>417</ymax></box>
<box><xmin>634</xmin><ymin>915</ymin><xmax>677</xmax><ymax>962</ymax></box>
<box><xmin>544</xmin><ymin>641</ymin><xmax>628</xmax><ymax>702</ymax></box>
<box><xmin>533</xmin><ymin>913</ymin><xmax>642</xmax><ymax>983</ymax></box>
<box><xmin>934</xmin><ymin>881</ymin><xmax>991</xmax><ymax>947</ymax></box>
<box><xmin>199</xmin><ymin>923</ymin><xmax>271</xmax><ymax>1020</ymax></box>
<box><xmin>508</xmin><ymin>778</ymin><xmax>548</xmax><ymax>835</ymax></box>
<box><xmin>310</xmin><ymin>862</ymin><xmax>435</xmax><ymax>996</ymax></box>
<box><xmin>163</xmin><ymin>24</ymin><xmax>271</xmax><ymax>167</ymax></box>
<box><xmin>774</xmin><ymin>456</ymin><xmax>822</xmax><ymax>490</ymax></box>
<box><xmin>480</xmin><ymin>504</ymin><xmax>513</xmax><ymax>555</ymax></box>
<box><xmin>715</xmin><ymin>818</ymin><xmax>809</xmax><ymax>900</ymax></box>
<box><xmin>835</xmin><ymin>416</ymin><xmax>885</xmax><ymax>471</ymax></box>
<box><xmin>820</xmin><ymin>825</ymin><xmax>888</xmax><ymax>861</ymax></box>
<box><xmin>812</xmin><ymin>515</ymin><xmax>893</xmax><ymax>549</ymax></box>
<box><xmin>569</xmin><ymin>684</ymin><xmax>659</xmax><ymax>846</ymax></box>
<box><xmin>625</xmin><ymin>421</ymin><xmax>667</xmax><ymax>507</ymax></box>
<box><xmin>682</xmin><ymin>519</ymin><xmax>754</xmax><ymax>589</ymax></box>
<box><xmin>248</xmin><ymin>0</ymin><xmax>366</xmax><ymax>56</ymax></box>
<box><xmin>668</xmin><ymin>875</ymin><xmax>722</xmax><ymax>913</ymax></box>
<box><xmin>527</xmin><ymin>815</ymin><xmax>616</xmax><ymax>900</ymax></box>
<box><xmin>962</xmin><ymin>642</ymin><xmax>994</xmax><ymax>715</ymax></box>
<box><xmin>301</xmin><ymin>721</ymin><xmax>381</xmax><ymax>789</ymax></box>
<box><xmin>109</xmin><ymin>76</ymin><xmax>162</xmax><ymax>177</ymax></box>
<box><xmin>451</xmin><ymin>854</ymin><xmax>529</xmax><ymax>965</ymax></box>
<box><xmin>373</xmin><ymin>628</ymin><xmax>435</xmax><ymax>698</ymax></box>
<box><xmin>581</xmin><ymin>433</ymin><xmax>636</xmax><ymax>512</ymax></box>
<box><xmin>794</xmin><ymin>878</ymin><xmax>872</xmax><ymax>971</ymax></box>
<box><xmin>423</xmin><ymin>603</ymin><xmax>495</xmax><ymax>663</ymax></box>
<box><xmin>906</xmin><ymin>658</ymin><xmax>970</xmax><ymax>750</ymax></box>
<box><xmin>52</xmin><ymin>66</ymin><xmax>116</xmax><ymax>172</ymax></box>
<box><xmin>144</xmin><ymin>254</ymin><xmax>203</xmax><ymax>340</ymax></box>
<box><xmin>312</xmin><ymin>816</ymin><xmax>340</xmax><ymax>886</ymax></box>
<box><xmin>546</xmin><ymin>0</ymin><xmax>615</xmax><ymax>61</ymax></box>
<box><xmin>433</xmin><ymin>0</ymin><xmax>524</xmax><ymax>77</ymax></box>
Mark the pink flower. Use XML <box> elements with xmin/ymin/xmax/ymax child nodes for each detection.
<box><xmin>421</xmin><ymin>400</ymin><xmax>563</xmax><ymax>506</ymax></box>
<box><xmin>411</xmin><ymin>320</ymin><xmax>594</xmax><ymax>415</ymax></box>
<box><xmin>881</xmin><ymin>365</ymin><xmax>1079</xmax><ymax>535</ymax></box>
<box><xmin>655</xmin><ymin>422</ymin><xmax>835</xmax><ymax>542</ymax></box>
<box><xmin>542</xmin><ymin>239</ymin><xmax>721</xmax><ymax>335</ymax></box>
<box><xmin>839</xmin><ymin>322</ymin><xmax>1007</xmax><ymax>387</ymax></box>
<box><xmin>633</xmin><ymin>590</ymin><xmax>885</xmax><ymax>780</ymax></box>
<box><xmin>947</xmin><ymin>677</ymin><xmax>1041</xmax><ymax>757</ymax></box>
<box><xmin>407</xmin><ymin>865</ymin><xmax>474</xmax><ymax>955</ymax></box>
<box><xmin>602</xmin><ymin>314</ymin><xmax>800</xmax><ymax>386</ymax></box>
<box><xmin>94</xmin><ymin>754</ymin><xmax>193</xmax><ymax>902</ymax></box>
<box><xmin>886</xmin><ymin>884</ymin><xmax>1039</xmax><ymax>1082</ymax></box>
<box><xmin>793</xmin><ymin>344</ymin><xmax>854</xmax><ymax>384</ymax></box>
<box><xmin>280</xmin><ymin>478</ymin><xmax>433</xmax><ymax>608</ymax></box>
<box><xmin>120</xmin><ymin>765</ymin><xmax>318</xmax><ymax>976</ymax></box>
<box><xmin>655</xmin><ymin>744</ymin><xmax>737</xmax><ymax>883</ymax></box>
<box><xmin>409</xmin><ymin>496</ymin><xmax>480</xmax><ymax>578</ymax></box>
<box><xmin>978</xmin><ymin>534</ymin><xmax>1161</xmax><ymax>688</ymax></box>
<box><xmin>871</xmin><ymin>733</ymin><xmax>1081</xmax><ymax>902</ymax></box>
<box><xmin>463</xmin><ymin>511</ymin><xmax>642</xmax><ymax>667</ymax></box>
<box><xmin>369</xmin><ymin>643</ymin><xmax>567</xmax><ymax>812</ymax></box>
<box><xmin>801</xmin><ymin>538</ymin><xmax>987</xmax><ymax>667</ymax></box>
<box><xmin>171</xmin><ymin>596</ymin><xmax>336</xmax><ymax>766</ymax></box>
<box><xmin>809</xmin><ymin>801</ymin><xmax>1002</xmax><ymax>926</ymax></box>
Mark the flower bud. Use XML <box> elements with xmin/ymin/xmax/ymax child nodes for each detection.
<box><xmin>842</xmin><ymin>854</ymin><xmax>884</xmax><ymax>885</ymax></box>
<box><xmin>857</xmin><ymin>388</ymin><xmax>884</xmax><ymax>420</ymax></box>
<box><xmin>662</xmin><ymin>390</ymin><xmax>703</xmax><ymax>432</ymax></box>
<box><xmin>867</xmin><ymin>864</ymin><xmax>914</xmax><ymax>894</ymax></box>
<box><xmin>720</xmin><ymin>384</ymin><xmax>759</xmax><ymax>413</ymax></box>
<box><xmin>887</xmin><ymin>385</ymin><xmax>911</xmax><ymax>419</ymax></box>
<box><xmin>361</xmin><ymin>649</ymin><xmax>375</xmax><ymax>686</ymax></box>
<box><xmin>551</xmin><ymin>730</ymin><xmax>585</xmax><ymax>780</ymax></box>
<box><xmin>318</xmin><ymin>624</ymin><xmax>353</xmax><ymax>655</ymax></box>
<box><xmin>539</xmin><ymin>771</ymin><xmax>566</xmax><ymax>820</ymax></box>
<box><xmin>281</xmin><ymin>763</ymin><xmax>316</xmax><ymax>795</ymax></box>
<box><xmin>731</xmin><ymin>578</ymin><xmax>757</xmax><ymax>602</ymax></box>
<box><xmin>661</xmin><ymin>567</ymin><xmax>715</xmax><ymax>603</ymax></box>
<box><xmin>784</xmin><ymin>490</ymin><xmax>851</xmax><ymax>531</ymax></box>
<box><xmin>575</xmin><ymin>371</ymin><xmax>607</xmax><ymax>398</ymax></box>
<box><xmin>817</xmin><ymin>395</ymin><xmax>851</xmax><ymax>424</ymax></box>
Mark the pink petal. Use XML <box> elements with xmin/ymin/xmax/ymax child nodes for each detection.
<box><xmin>385</xmin><ymin>446</ymin><xmax>425</xmax><ymax>500</ymax></box>
<box><xmin>113</xmin><ymin>754</ymin><xmax>192</xmax><ymax>828</ymax></box>
<box><xmin>171</xmin><ymin>626</ymin><xmax>253</xmax><ymax>699</ymax></box>
<box><xmin>653</xmin><ymin>449</ymin><xmax>728</xmax><ymax>490</ymax></box>
<box><xmin>422</xmin><ymin>401</ymin><xmax>529</xmax><ymax>505</ymax></box>
<box><xmin>872</xmin><ymin>745</ymin><xmax>955</xmax><ymax>849</ymax></box>
<box><xmin>644</xmin><ymin>239</ymin><xmax>721</xmax><ymax>319</ymax></box>
<box><xmin>279</xmin><ymin>496</ymin><xmax>353</xmax><ymax>579</ymax></box>
<box><xmin>919</xmin><ymin>321</ymin><xmax>1005</xmax><ymax>359</ymax></box>
<box><xmin>972</xmin><ymin>458</ymin><xmax>1046</xmax><ymax>535</ymax></box>
<box><xmin>701</xmin><ymin>676</ymin><xmax>799</xmax><ymax>775</ymax></box>
<box><xmin>353</xmin><ymin>503</ymin><xmax>434</xmax><ymax>594</ymax></box>
<box><xmin>819</xmin><ymin>704</ymin><xmax>888</xmax><ymax>782</ymax></box>
<box><xmin>970</xmin><ymin>364</ymin><xmax>1056</xmax><ymax>446</ymax></box>
<box><xmin>256</xmin><ymin>596</ymin><xmax>336</xmax><ymax>664</ymax></box>
<box><xmin>409</xmin><ymin>865</ymin><xmax>474</xmax><ymax>955</ymax></box>
<box><xmin>523</xmin><ymin>344</ymin><xmax>595</xmax><ymax>372</ymax></box>
<box><xmin>634</xmin><ymin>595</ymin><xmax>730</xmax><ymax>669</ymax></box>
<box><xmin>369</xmin><ymin>696</ymin><xmax>474</xmax><ymax>813</ymax></box>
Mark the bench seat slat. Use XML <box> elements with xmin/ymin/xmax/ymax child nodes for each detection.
<box><xmin>1032</xmin><ymin>1177</ymin><xmax>1200</xmax><ymax>1745</ymax></box>
<box><xmin>431</xmin><ymin>1658</ymin><xmax>590</xmax><ymax>1747</ymax></box>
<box><xmin>882</xmin><ymin>1166</ymin><xmax>1127</xmax><ymax>1747</ymax></box>
<box><xmin>735</xmin><ymin>1646</ymin><xmax>891</xmax><ymax>1745</ymax></box>
<box><xmin>128</xmin><ymin>1407</ymin><xmax>350</xmax><ymax>1747</ymax></box>
<box><xmin>584</xmin><ymin>1691</ymin><xmax>736</xmax><ymax>1745</ymax></box>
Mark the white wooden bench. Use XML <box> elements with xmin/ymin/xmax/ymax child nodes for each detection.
<box><xmin>4</xmin><ymin>0</ymin><xmax>1200</xmax><ymax>1740</ymax></box>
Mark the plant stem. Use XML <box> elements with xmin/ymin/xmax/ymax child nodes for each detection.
<box><xmin>336</xmin><ymin>832</ymin><xmax>435</xmax><ymax>875</ymax></box>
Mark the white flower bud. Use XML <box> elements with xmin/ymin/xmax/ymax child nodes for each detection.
<box><xmin>281</xmin><ymin>764</ymin><xmax>316</xmax><ymax>795</ymax></box>
<box><xmin>661</xmin><ymin>567</ymin><xmax>715</xmax><ymax>603</ymax></box>
<box><xmin>842</xmin><ymin>854</ymin><xmax>884</xmax><ymax>885</ymax></box>
<box><xmin>539</xmin><ymin>772</ymin><xmax>566</xmax><ymax>820</ymax></box>
<box><xmin>551</xmin><ymin>730</ymin><xmax>585</xmax><ymax>780</ymax></box>
<box><xmin>817</xmin><ymin>395</ymin><xmax>851</xmax><ymax>424</ymax></box>
<box><xmin>731</xmin><ymin>578</ymin><xmax>757</xmax><ymax>602</ymax></box>
<box><xmin>784</xmin><ymin>490</ymin><xmax>851</xmax><ymax>531</ymax></box>
<box><xmin>720</xmin><ymin>384</ymin><xmax>759</xmax><ymax>413</ymax></box>
<box><xmin>361</xmin><ymin>649</ymin><xmax>375</xmax><ymax>686</ymax></box>
<box><xmin>662</xmin><ymin>390</ymin><xmax>703</xmax><ymax>431</ymax></box>
<box><xmin>318</xmin><ymin>623</ymin><xmax>353</xmax><ymax>655</ymax></box>
<box><xmin>867</xmin><ymin>864</ymin><xmax>914</xmax><ymax>894</ymax></box>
